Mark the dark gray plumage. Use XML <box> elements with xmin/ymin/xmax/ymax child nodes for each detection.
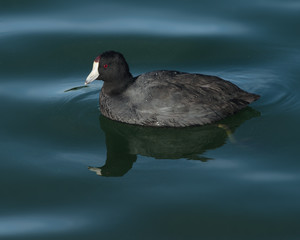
<box><xmin>86</xmin><ymin>51</ymin><xmax>260</xmax><ymax>127</ymax></box>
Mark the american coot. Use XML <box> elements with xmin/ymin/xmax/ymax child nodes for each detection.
<box><xmin>85</xmin><ymin>51</ymin><xmax>260</xmax><ymax>127</ymax></box>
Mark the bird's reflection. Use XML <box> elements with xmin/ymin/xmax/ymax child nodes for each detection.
<box><xmin>88</xmin><ymin>107</ymin><xmax>260</xmax><ymax>177</ymax></box>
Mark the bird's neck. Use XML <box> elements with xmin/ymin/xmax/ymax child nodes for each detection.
<box><xmin>102</xmin><ymin>73</ymin><xmax>134</xmax><ymax>96</ymax></box>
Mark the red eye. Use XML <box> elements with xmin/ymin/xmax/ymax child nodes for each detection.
<box><xmin>103</xmin><ymin>64</ymin><xmax>108</xmax><ymax>68</ymax></box>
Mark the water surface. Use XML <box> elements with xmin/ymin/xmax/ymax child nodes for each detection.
<box><xmin>1</xmin><ymin>0</ymin><xmax>300</xmax><ymax>239</ymax></box>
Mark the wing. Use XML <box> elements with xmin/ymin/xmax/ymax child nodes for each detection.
<box><xmin>129</xmin><ymin>71</ymin><xmax>259</xmax><ymax>127</ymax></box>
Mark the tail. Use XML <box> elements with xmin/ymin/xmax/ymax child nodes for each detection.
<box><xmin>244</xmin><ymin>92</ymin><xmax>260</xmax><ymax>104</ymax></box>
<box><xmin>230</xmin><ymin>92</ymin><xmax>260</xmax><ymax>108</ymax></box>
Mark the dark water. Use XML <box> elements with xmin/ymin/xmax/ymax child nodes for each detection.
<box><xmin>1</xmin><ymin>0</ymin><xmax>300</xmax><ymax>239</ymax></box>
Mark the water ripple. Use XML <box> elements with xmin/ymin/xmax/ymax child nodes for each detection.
<box><xmin>0</xmin><ymin>213</ymin><xmax>87</xmax><ymax>237</ymax></box>
<box><xmin>1</xmin><ymin>16</ymin><xmax>250</xmax><ymax>37</ymax></box>
<box><xmin>242</xmin><ymin>171</ymin><xmax>298</xmax><ymax>182</ymax></box>
<box><xmin>219</xmin><ymin>68</ymin><xmax>300</xmax><ymax>115</ymax></box>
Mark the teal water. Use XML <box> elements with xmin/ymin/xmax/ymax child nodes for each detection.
<box><xmin>1</xmin><ymin>0</ymin><xmax>300</xmax><ymax>239</ymax></box>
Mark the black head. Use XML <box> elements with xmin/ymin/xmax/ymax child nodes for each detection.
<box><xmin>85</xmin><ymin>51</ymin><xmax>132</xmax><ymax>86</ymax></box>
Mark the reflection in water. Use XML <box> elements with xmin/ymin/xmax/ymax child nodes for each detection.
<box><xmin>88</xmin><ymin>107</ymin><xmax>260</xmax><ymax>177</ymax></box>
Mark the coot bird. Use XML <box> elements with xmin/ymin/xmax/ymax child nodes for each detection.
<box><xmin>85</xmin><ymin>51</ymin><xmax>259</xmax><ymax>127</ymax></box>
